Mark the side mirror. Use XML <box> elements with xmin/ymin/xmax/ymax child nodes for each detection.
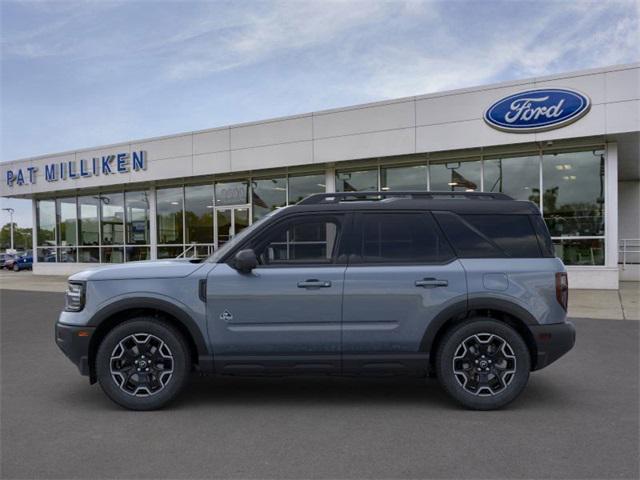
<box><xmin>233</xmin><ymin>249</ymin><xmax>258</xmax><ymax>273</ymax></box>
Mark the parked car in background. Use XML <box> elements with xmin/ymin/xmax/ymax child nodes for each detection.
<box><xmin>12</xmin><ymin>251</ymin><xmax>33</xmax><ymax>271</ymax></box>
<box><xmin>2</xmin><ymin>253</ymin><xmax>17</xmax><ymax>270</ymax></box>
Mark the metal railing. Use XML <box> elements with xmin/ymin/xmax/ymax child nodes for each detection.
<box><xmin>619</xmin><ymin>239</ymin><xmax>640</xmax><ymax>269</ymax></box>
<box><xmin>176</xmin><ymin>243</ymin><xmax>214</xmax><ymax>259</ymax></box>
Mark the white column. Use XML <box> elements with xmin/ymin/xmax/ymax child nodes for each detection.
<box><xmin>31</xmin><ymin>199</ymin><xmax>37</xmax><ymax>266</ymax></box>
<box><xmin>605</xmin><ymin>143</ymin><xmax>619</xmax><ymax>273</ymax></box>
<box><xmin>325</xmin><ymin>164</ymin><xmax>336</xmax><ymax>193</ymax></box>
<box><xmin>149</xmin><ymin>186</ymin><xmax>157</xmax><ymax>260</ymax></box>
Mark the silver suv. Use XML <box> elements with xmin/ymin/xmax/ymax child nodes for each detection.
<box><xmin>55</xmin><ymin>191</ymin><xmax>575</xmax><ymax>410</ymax></box>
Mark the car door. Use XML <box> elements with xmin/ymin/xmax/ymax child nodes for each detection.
<box><xmin>341</xmin><ymin>211</ymin><xmax>467</xmax><ymax>374</ymax></box>
<box><xmin>206</xmin><ymin>213</ymin><xmax>349</xmax><ymax>374</ymax></box>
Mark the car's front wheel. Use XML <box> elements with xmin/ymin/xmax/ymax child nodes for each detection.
<box><xmin>12</xmin><ymin>263</ymin><xmax>19</xmax><ymax>272</ymax></box>
<box><xmin>436</xmin><ymin>318</ymin><xmax>530</xmax><ymax>410</ymax></box>
<box><xmin>95</xmin><ymin>318</ymin><xmax>191</xmax><ymax>410</ymax></box>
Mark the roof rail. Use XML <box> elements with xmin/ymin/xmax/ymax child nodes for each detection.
<box><xmin>297</xmin><ymin>191</ymin><xmax>513</xmax><ymax>205</ymax></box>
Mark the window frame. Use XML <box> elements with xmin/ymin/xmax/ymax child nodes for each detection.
<box><xmin>348</xmin><ymin>211</ymin><xmax>457</xmax><ymax>266</ymax></box>
<box><xmin>225</xmin><ymin>212</ymin><xmax>351</xmax><ymax>268</ymax></box>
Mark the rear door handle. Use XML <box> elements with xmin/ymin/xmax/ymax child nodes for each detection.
<box><xmin>415</xmin><ymin>278</ymin><xmax>448</xmax><ymax>288</ymax></box>
<box><xmin>297</xmin><ymin>279</ymin><xmax>332</xmax><ymax>289</ymax></box>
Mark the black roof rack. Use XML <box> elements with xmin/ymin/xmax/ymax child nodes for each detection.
<box><xmin>297</xmin><ymin>191</ymin><xmax>513</xmax><ymax>205</ymax></box>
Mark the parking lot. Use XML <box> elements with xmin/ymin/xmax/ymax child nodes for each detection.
<box><xmin>1</xmin><ymin>288</ymin><xmax>638</xmax><ymax>479</ymax></box>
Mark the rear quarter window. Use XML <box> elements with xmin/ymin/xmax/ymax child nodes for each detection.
<box><xmin>434</xmin><ymin>212</ymin><xmax>542</xmax><ymax>258</ymax></box>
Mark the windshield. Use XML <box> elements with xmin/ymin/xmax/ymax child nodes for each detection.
<box><xmin>207</xmin><ymin>208</ymin><xmax>285</xmax><ymax>263</ymax></box>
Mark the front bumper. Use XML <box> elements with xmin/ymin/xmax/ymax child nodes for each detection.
<box><xmin>55</xmin><ymin>323</ymin><xmax>95</xmax><ymax>376</ymax></box>
<box><xmin>530</xmin><ymin>321</ymin><xmax>576</xmax><ymax>370</ymax></box>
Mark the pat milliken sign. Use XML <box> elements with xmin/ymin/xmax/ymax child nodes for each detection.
<box><xmin>484</xmin><ymin>88</ymin><xmax>591</xmax><ymax>133</ymax></box>
<box><xmin>5</xmin><ymin>151</ymin><xmax>147</xmax><ymax>187</ymax></box>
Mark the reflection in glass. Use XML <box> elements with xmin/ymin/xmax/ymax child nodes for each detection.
<box><xmin>185</xmin><ymin>184</ymin><xmax>214</xmax><ymax>244</ymax></box>
<box><xmin>157</xmin><ymin>246</ymin><xmax>183</xmax><ymax>259</ymax></box>
<box><xmin>483</xmin><ymin>155</ymin><xmax>540</xmax><ymax>203</ymax></box>
<box><xmin>216</xmin><ymin>209</ymin><xmax>232</xmax><ymax>247</ymax></box>
<box><xmin>430</xmin><ymin>160</ymin><xmax>480</xmax><ymax>191</ymax></box>
<box><xmin>101</xmin><ymin>193</ymin><xmax>124</xmax><ymax>245</ymax></box>
<box><xmin>381</xmin><ymin>164</ymin><xmax>428</xmax><ymax>191</ymax></box>
<box><xmin>37</xmin><ymin>247</ymin><xmax>57</xmax><ymax>262</ymax></box>
<box><xmin>542</xmin><ymin>150</ymin><xmax>605</xmax><ymax>237</ymax></box>
<box><xmin>288</xmin><ymin>173</ymin><xmax>325</xmax><ymax>203</ymax></box>
<box><xmin>252</xmin><ymin>177</ymin><xmax>286</xmax><ymax>221</ymax></box>
<box><xmin>102</xmin><ymin>246</ymin><xmax>124</xmax><ymax>263</ymax></box>
<box><xmin>125</xmin><ymin>191</ymin><xmax>150</xmax><ymax>245</ymax></box>
<box><xmin>553</xmin><ymin>238</ymin><xmax>604</xmax><ymax>265</ymax></box>
<box><xmin>157</xmin><ymin>187</ymin><xmax>183</xmax><ymax>244</ymax></box>
<box><xmin>336</xmin><ymin>169</ymin><xmax>378</xmax><ymax>192</ymax></box>
<box><xmin>215</xmin><ymin>181</ymin><xmax>248</xmax><ymax>206</ymax></box>
<box><xmin>36</xmin><ymin>200</ymin><xmax>56</xmax><ymax>246</ymax></box>
<box><xmin>77</xmin><ymin>247</ymin><xmax>100</xmax><ymax>263</ymax></box>
<box><xmin>78</xmin><ymin>196</ymin><xmax>100</xmax><ymax>246</ymax></box>
<box><xmin>126</xmin><ymin>246</ymin><xmax>150</xmax><ymax>262</ymax></box>
<box><xmin>59</xmin><ymin>246</ymin><xmax>77</xmax><ymax>262</ymax></box>
<box><xmin>56</xmin><ymin>198</ymin><xmax>77</xmax><ymax>246</ymax></box>
<box><xmin>234</xmin><ymin>208</ymin><xmax>249</xmax><ymax>237</ymax></box>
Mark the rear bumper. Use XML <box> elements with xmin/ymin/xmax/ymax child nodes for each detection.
<box><xmin>530</xmin><ymin>321</ymin><xmax>576</xmax><ymax>370</ymax></box>
<box><xmin>55</xmin><ymin>323</ymin><xmax>94</xmax><ymax>376</ymax></box>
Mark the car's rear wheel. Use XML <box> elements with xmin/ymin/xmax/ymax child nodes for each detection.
<box><xmin>436</xmin><ymin>318</ymin><xmax>530</xmax><ymax>410</ymax></box>
<box><xmin>96</xmin><ymin>318</ymin><xmax>191</xmax><ymax>410</ymax></box>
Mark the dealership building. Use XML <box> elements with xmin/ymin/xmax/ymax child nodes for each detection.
<box><xmin>1</xmin><ymin>63</ymin><xmax>638</xmax><ymax>289</ymax></box>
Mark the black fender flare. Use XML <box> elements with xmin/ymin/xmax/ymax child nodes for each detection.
<box><xmin>420</xmin><ymin>297</ymin><xmax>538</xmax><ymax>354</ymax></box>
<box><xmin>87</xmin><ymin>297</ymin><xmax>209</xmax><ymax>358</ymax></box>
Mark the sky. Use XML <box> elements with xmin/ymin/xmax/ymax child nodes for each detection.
<box><xmin>1</xmin><ymin>0</ymin><xmax>639</xmax><ymax>228</ymax></box>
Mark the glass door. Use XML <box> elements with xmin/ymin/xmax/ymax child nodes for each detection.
<box><xmin>215</xmin><ymin>206</ymin><xmax>251</xmax><ymax>249</ymax></box>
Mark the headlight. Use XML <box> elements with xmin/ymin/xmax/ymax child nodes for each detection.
<box><xmin>65</xmin><ymin>282</ymin><xmax>85</xmax><ymax>312</ymax></box>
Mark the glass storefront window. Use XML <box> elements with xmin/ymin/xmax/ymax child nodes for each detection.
<box><xmin>78</xmin><ymin>196</ymin><xmax>100</xmax><ymax>246</ymax></box>
<box><xmin>157</xmin><ymin>246</ymin><xmax>184</xmax><ymax>259</ymax></box>
<box><xmin>430</xmin><ymin>159</ymin><xmax>480</xmax><ymax>191</ymax></box>
<box><xmin>56</xmin><ymin>198</ymin><xmax>77</xmax><ymax>246</ymax></box>
<box><xmin>542</xmin><ymin>150</ymin><xmax>605</xmax><ymax>237</ymax></box>
<box><xmin>252</xmin><ymin>177</ymin><xmax>286</xmax><ymax>221</ymax></box>
<box><xmin>483</xmin><ymin>155</ymin><xmax>541</xmax><ymax>203</ymax></box>
<box><xmin>102</xmin><ymin>246</ymin><xmax>124</xmax><ymax>263</ymax></box>
<box><xmin>553</xmin><ymin>238</ymin><xmax>605</xmax><ymax>266</ymax></box>
<box><xmin>185</xmin><ymin>184</ymin><xmax>214</xmax><ymax>244</ymax></box>
<box><xmin>100</xmin><ymin>193</ymin><xmax>124</xmax><ymax>245</ymax></box>
<box><xmin>288</xmin><ymin>173</ymin><xmax>325</xmax><ymax>204</ymax></box>
<box><xmin>125</xmin><ymin>191</ymin><xmax>150</xmax><ymax>245</ymax></box>
<box><xmin>77</xmin><ymin>247</ymin><xmax>100</xmax><ymax>263</ymax></box>
<box><xmin>37</xmin><ymin>247</ymin><xmax>57</xmax><ymax>263</ymax></box>
<box><xmin>126</xmin><ymin>246</ymin><xmax>151</xmax><ymax>262</ymax></box>
<box><xmin>336</xmin><ymin>169</ymin><xmax>378</xmax><ymax>192</ymax></box>
<box><xmin>215</xmin><ymin>181</ymin><xmax>248</xmax><ymax>206</ymax></box>
<box><xmin>157</xmin><ymin>187</ymin><xmax>183</xmax><ymax>244</ymax></box>
<box><xmin>381</xmin><ymin>164</ymin><xmax>428</xmax><ymax>191</ymax></box>
<box><xmin>59</xmin><ymin>246</ymin><xmax>77</xmax><ymax>263</ymax></box>
<box><xmin>36</xmin><ymin>200</ymin><xmax>56</xmax><ymax>246</ymax></box>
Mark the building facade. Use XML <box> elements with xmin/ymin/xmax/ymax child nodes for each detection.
<box><xmin>2</xmin><ymin>63</ymin><xmax>639</xmax><ymax>289</ymax></box>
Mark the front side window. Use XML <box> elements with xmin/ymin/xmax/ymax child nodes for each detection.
<box><xmin>355</xmin><ymin>213</ymin><xmax>454</xmax><ymax>264</ymax></box>
<box><xmin>254</xmin><ymin>216</ymin><xmax>342</xmax><ymax>266</ymax></box>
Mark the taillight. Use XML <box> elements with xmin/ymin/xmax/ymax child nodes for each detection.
<box><xmin>555</xmin><ymin>272</ymin><xmax>568</xmax><ymax>311</ymax></box>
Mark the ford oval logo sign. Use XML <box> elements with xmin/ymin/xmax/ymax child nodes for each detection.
<box><xmin>484</xmin><ymin>88</ymin><xmax>591</xmax><ymax>133</ymax></box>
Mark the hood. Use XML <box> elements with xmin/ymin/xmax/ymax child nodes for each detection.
<box><xmin>69</xmin><ymin>259</ymin><xmax>207</xmax><ymax>282</ymax></box>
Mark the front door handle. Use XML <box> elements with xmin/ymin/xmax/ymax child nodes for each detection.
<box><xmin>297</xmin><ymin>279</ymin><xmax>332</xmax><ymax>289</ymax></box>
<box><xmin>415</xmin><ymin>278</ymin><xmax>448</xmax><ymax>288</ymax></box>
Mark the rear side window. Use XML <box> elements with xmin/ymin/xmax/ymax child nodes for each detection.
<box><xmin>355</xmin><ymin>213</ymin><xmax>454</xmax><ymax>264</ymax></box>
<box><xmin>434</xmin><ymin>212</ymin><xmax>542</xmax><ymax>258</ymax></box>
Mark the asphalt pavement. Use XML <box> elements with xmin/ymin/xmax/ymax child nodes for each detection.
<box><xmin>1</xmin><ymin>289</ymin><xmax>638</xmax><ymax>479</ymax></box>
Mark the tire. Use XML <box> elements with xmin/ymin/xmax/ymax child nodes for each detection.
<box><xmin>95</xmin><ymin>318</ymin><xmax>191</xmax><ymax>410</ymax></box>
<box><xmin>13</xmin><ymin>264</ymin><xmax>19</xmax><ymax>272</ymax></box>
<box><xmin>436</xmin><ymin>318</ymin><xmax>530</xmax><ymax>410</ymax></box>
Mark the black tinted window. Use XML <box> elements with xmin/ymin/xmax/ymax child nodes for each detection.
<box><xmin>357</xmin><ymin>213</ymin><xmax>454</xmax><ymax>263</ymax></box>
<box><xmin>257</xmin><ymin>216</ymin><xmax>341</xmax><ymax>265</ymax></box>
<box><xmin>435</xmin><ymin>212</ymin><xmax>542</xmax><ymax>258</ymax></box>
<box><xmin>462</xmin><ymin>215</ymin><xmax>541</xmax><ymax>258</ymax></box>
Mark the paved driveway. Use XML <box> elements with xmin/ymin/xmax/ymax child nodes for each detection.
<box><xmin>1</xmin><ymin>289</ymin><xmax>638</xmax><ymax>479</ymax></box>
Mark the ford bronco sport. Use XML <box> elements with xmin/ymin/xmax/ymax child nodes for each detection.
<box><xmin>56</xmin><ymin>191</ymin><xmax>575</xmax><ymax>410</ymax></box>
